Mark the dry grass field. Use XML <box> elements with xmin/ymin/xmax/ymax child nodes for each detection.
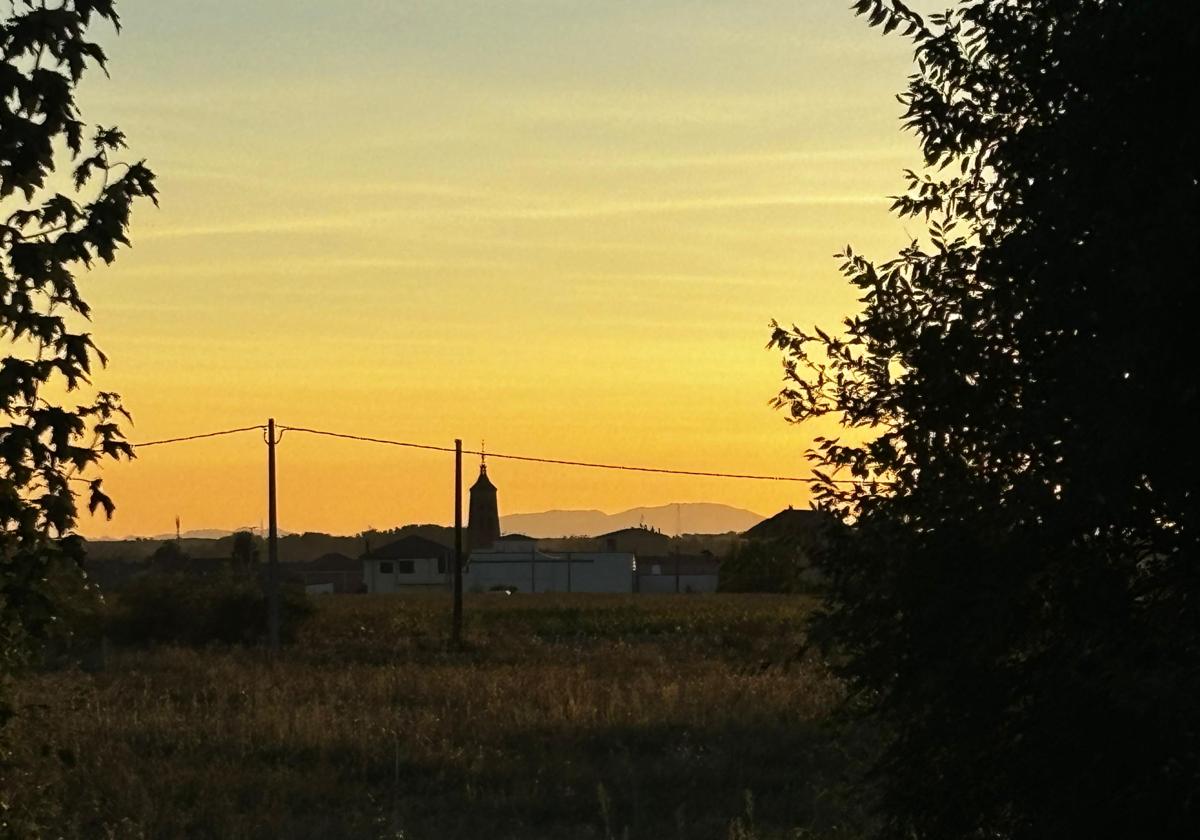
<box><xmin>3</xmin><ymin>594</ymin><xmax>875</xmax><ymax>839</ymax></box>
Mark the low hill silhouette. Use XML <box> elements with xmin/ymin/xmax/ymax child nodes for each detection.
<box><xmin>500</xmin><ymin>503</ymin><xmax>764</xmax><ymax>538</ymax></box>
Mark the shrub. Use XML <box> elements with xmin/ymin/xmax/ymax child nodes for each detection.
<box><xmin>108</xmin><ymin>572</ymin><xmax>315</xmax><ymax>647</ymax></box>
<box><xmin>719</xmin><ymin>540</ymin><xmax>824</xmax><ymax>594</ymax></box>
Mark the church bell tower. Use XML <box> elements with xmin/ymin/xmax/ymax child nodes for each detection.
<box><xmin>467</xmin><ymin>451</ymin><xmax>500</xmax><ymax>555</ymax></box>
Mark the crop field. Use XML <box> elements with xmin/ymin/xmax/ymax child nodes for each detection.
<box><xmin>3</xmin><ymin>594</ymin><xmax>874</xmax><ymax>839</ymax></box>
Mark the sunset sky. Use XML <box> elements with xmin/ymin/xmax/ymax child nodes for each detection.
<box><xmin>72</xmin><ymin>0</ymin><xmax>918</xmax><ymax>538</ymax></box>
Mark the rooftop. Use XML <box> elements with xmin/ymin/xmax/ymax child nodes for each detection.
<box><xmin>741</xmin><ymin>507</ymin><xmax>832</xmax><ymax>541</ymax></box>
<box><xmin>470</xmin><ymin>464</ymin><xmax>497</xmax><ymax>492</ymax></box>
<box><xmin>363</xmin><ymin>535</ymin><xmax>452</xmax><ymax>561</ymax></box>
<box><xmin>596</xmin><ymin>526</ymin><xmax>671</xmax><ymax>540</ymax></box>
<box><xmin>296</xmin><ymin>552</ymin><xmax>360</xmax><ymax>572</ymax></box>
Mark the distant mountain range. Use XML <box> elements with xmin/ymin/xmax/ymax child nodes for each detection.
<box><xmin>85</xmin><ymin>503</ymin><xmax>767</xmax><ymax>547</ymax></box>
<box><xmin>149</xmin><ymin>528</ymin><xmax>260</xmax><ymax>541</ymax></box>
<box><xmin>500</xmin><ymin>503</ymin><xmax>765</xmax><ymax>538</ymax></box>
<box><xmin>151</xmin><ymin>528</ymin><xmax>301</xmax><ymax>541</ymax></box>
<box><xmin>88</xmin><ymin>528</ymin><xmax>296</xmax><ymax>542</ymax></box>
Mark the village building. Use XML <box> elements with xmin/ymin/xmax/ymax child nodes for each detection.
<box><xmin>358</xmin><ymin>463</ymin><xmax>726</xmax><ymax>595</ymax></box>
<box><xmin>361</xmin><ymin>535</ymin><xmax>452</xmax><ymax>593</ymax></box>
<box><xmin>465</xmin><ymin>533</ymin><xmax>636</xmax><ymax>594</ymax></box>
<box><xmin>594</xmin><ymin>525</ymin><xmax>672</xmax><ymax>555</ymax></box>
<box><xmin>635</xmin><ymin>552</ymin><xmax>720</xmax><ymax>593</ymax></box>
<box><xmin>741</xmin><ymin>506</ymin><xmax>831</xmax><ymax>543</ymax></box>
<box><xmin>457</xmin><ymin>462</ymin><xmax>637</xmax><ymax>592</ymax></box>
<box><xmin>291</xmin><ymin>552</ymin><xmax>363</xmax><ymax>594</ymax></box>
<box><xmin>467</xmin><ymin>457</ymin><xmax>501</xmax><ymax>554</ymax></box>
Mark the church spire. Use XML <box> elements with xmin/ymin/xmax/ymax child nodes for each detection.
<box><xmin>467</xmin><ymin>449</ymin><xmax>500</xmax><ymax>554</ymax></box>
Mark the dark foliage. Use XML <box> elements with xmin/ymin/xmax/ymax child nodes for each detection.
<box><xmin>108</xmin><ymin>572</ymin><xmax>315</xmax><ymax>647</ymax></box>
<box><xmin>718</xmin><ymin>539</ymin><xmax>823</xmax><ymax>594</ymax></box>
<box><xmin>771</xmin><ymin>1</ymin><xmax>1198</xmax><ymax>837</ymax></box>
<box><xmin>230</xmin><ymin>529</ymin><xmax>260</xmax><ymax>571</ymax></box>
<box><xmin>2</xmin><ymin>0</ymin><xmax>155</xmax><ymax>668</ymax></box>
<box><xmin>149</xmin><ymin>539</ymin><xmax>185</xmax><ymax>566</ymax></box>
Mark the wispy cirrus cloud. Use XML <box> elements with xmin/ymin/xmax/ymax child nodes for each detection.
<box><xmin>134</xmin><ymin>191</ymin><xmax>880</xmax><ymax>241</ymax></box>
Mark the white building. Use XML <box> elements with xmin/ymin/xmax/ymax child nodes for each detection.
<box><xmin>361</xmin><ymin>535</ymin><xmax>452</xmax><ymax>593</ymax></box>
<box><xmin>466</xmin><ymin>534</ymin><xmax>635</xmax><ymax>593</ymax></box>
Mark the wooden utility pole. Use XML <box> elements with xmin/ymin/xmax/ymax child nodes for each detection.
<box><xmin>267</xmin><ymin>418</ymin><xmax>280</xmax><ymax>654</ymax></box>
<box><xmin>452</xmin><ymin>438</ymin><xmax>463</xmax><ymax>646</ymax></box>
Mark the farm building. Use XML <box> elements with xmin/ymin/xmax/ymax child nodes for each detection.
<box><xmin>594</xmin><ymin>525</ymin><xmax>672</xmax><ymax>555</ymax></box>
<box><xmin>466</xmin><ymin>535</ymin><xmax>635</xmax><ymax>593</ymax></box>
<box><xmin>635</xmin><ymin>553</ymin><xmax>720</xmax><ymax>593</ymax></box>
<box><xmin>290</xmin><ymin>552</ymin><xmax>363</xmax><ymax>594</ymax></box>
<box><xmin>362</xmin><ymin>535</ymin><xmax>452</xmax><ymax>593</ymax></box>
<box><xmin>741</xmin><ymin>506</ymin><xmax>832</xmax><ymax>543</ymax></box>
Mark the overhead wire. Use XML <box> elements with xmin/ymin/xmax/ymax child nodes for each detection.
<box><xmin>132</xmin><ymin>425</ymin><xmax>266</xmax><ymax>448</ymax></box>
<box><xmin>123</xmin><ymin>421</ymin><xmax>880</xmax><ymax>486</ymax></box>
<box><xmin>279</xmin><ymin>425</ymin><xmax>868</xmax><ymax>485</ymax></box>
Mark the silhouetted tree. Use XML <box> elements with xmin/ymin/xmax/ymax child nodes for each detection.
<box><xmin>1</xmin><ymin>2</ymin><xmax>156</xmax><ymax>675</ymax></box>
<box><xmin>771</xmin><ymin>2</ymin><xmax>1198</xmax><ymax>837</ymax></box>
<box><xmin>149</xmin><ymin>540</ymin><xmax>187</xmax><ymax>568</ymax></box>
<box><xmin>230</xmin><ymin>530</ymin><xmax>260</xmax><ymax>571</ymax></box>
<box><xmin>719</xmin><ymin>540</ymin><xmax>822</xmax><ymax>594</ymax></box>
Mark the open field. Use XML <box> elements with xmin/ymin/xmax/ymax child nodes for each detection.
<box><xmin>3</xmin><ymin>594</ymin><xmax>874</xmax><ymax>839</ymax></box>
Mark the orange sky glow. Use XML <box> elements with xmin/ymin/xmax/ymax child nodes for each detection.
<box><xmin>65</xmin><ymin>0</ymin><xmax>918</xmax><ymax>538</ymax></box>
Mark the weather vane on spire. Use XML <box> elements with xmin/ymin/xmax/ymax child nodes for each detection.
<box><xmin>481</xmin><ymin>439</ymin><xmax>486</xmax><ymax>470</ymax></box>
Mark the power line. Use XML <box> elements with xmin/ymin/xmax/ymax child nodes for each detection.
<box><xmin>124</xmin><ymin>421</ymin><xmax>880</xmax><ymax>486</ymax></box>
<box><xmin>278</xmin><ymin>426</ymin><xmax>457</xmax><ymax>456</ymax></box>
<box><xmin>461</xmin><ymin>446</ymin><xmax>813</xmax><ymax>483</ymax></box>
<box><xmin>280</xmin><ymin>424</ymin><xmax>843</xmax><ymax>484</ymax></box>
<box><xmin>132</xmin><ymin>425</ymin><xmax>265</xmax><ymax>449</ymax></box>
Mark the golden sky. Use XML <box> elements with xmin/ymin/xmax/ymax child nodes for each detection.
<box><xmin>70</xmin><ymin>0</ymin><xmax>918</xmax><ymax>537</ymax></box>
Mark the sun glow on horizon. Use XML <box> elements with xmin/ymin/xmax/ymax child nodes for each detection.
<box><xmin>64</xmin><ymin>0</ymin><xmax>916</xmax><ymax>538</ymax></box>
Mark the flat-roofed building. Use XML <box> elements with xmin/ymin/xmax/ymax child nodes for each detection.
<box><xmin>291</xmin><ymin>552</ymin><xmax>364</xmax><ymax>594</ymax></box>
<box><xmin>466</xmin><ymin>536</ymin><xmax>634</xmax><ymax>593</ymax></box>
<box><xmin>635</xmin><ymin>553</ymin><xmax>720</xmax><ymax>593</ymax></box>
